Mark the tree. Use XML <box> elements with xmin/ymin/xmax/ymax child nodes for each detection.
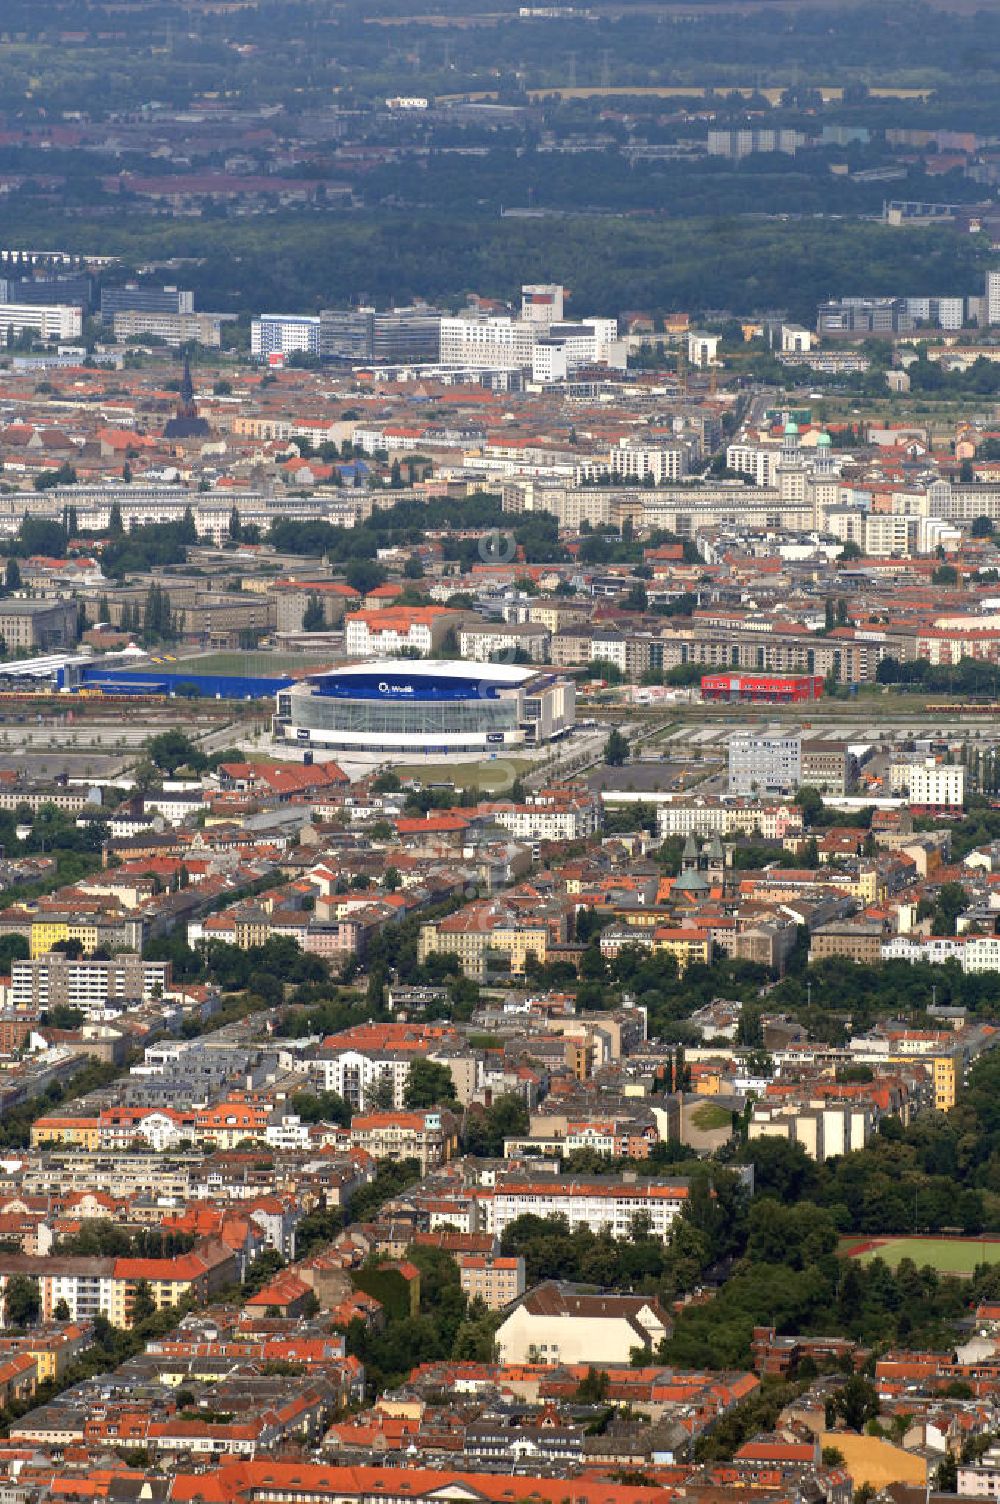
<box><xmin>228</xmin><ymin>505</ymin><xmax>242</xmax><ymax>542</ymax></box>
<box><xmin>403</xmin><ymin>1058</ymin><xmax>457</xmax><ymax>1108</ymax></box>
<box><xmin>794</xmin><ymin>785</ymin><xmax>825</xmax><ymax>826</ymax></box>
<box><xmin>368</xmin><ymin>1072</ymin><xmax>395</xmax><ymax>1110</ymax></box>
<box><xmin>129</xmin><ymin>1279</ymin><xmax>157</xmax><ymax>1326</ymax></box>
<box><xmin>603</xmin><ymin>729</ymin><xmax>629</xmax><ymax>767</ymax></box>
<box><xmin>576</xmin><ymin>1366</ymin><xmax>611</xmax><ymax>1401</ymax></box>
<box><xmin>53</xmin><ymin>1297</ymin><xmax>71</xmax><ymax>1321</ymax></box>
<box><xmin>5</xmin><ymin>1273</ymin><xmax>40</xmax><ymax>1327</ymax></box>
<box><xmin>34</xmin><ymin>462</ymin><xmax>77</xmax><ymax>491</ymax></box>
<box><xmin>832</xmin><ymin>1375</ymin><xmax>879</xmax><ymax>1432</ymax></box>
<box><xmin>937</xmin><ymin>1453</ymin><xmax>958</xmax><ymax>1491</ymax></box>
<box><xmin>147</xmin><ymin>730</ymin><xmax>205</xmax><ymax>776</ymax></box>
<box><xmin>4</xmin><ymin>558</ymin><xmax>20</xmax><ymax>593</ymax></box>
<box><xmin>463</xmin><ymin>1094</ymin><xmax>528</xmax><ymax>1157</ymax></box>
<box><xmin>291</xmin><ymin>1089</ymin><xmax>351</xmax><ymax>1127</ymax></box>
<box><xmin>109</xmin><ymin>502</ymin><xmax>124</xmax><ymax>537</ymax></box>
<box><xmin>302</xmin><ymin>593</ymin><xmax>325</xmax><ymax>631</ymax></box>
<box><xmin>344</xmin><ymin>559</ymin><xmax>387</xmax><ymax>594</ymax></box>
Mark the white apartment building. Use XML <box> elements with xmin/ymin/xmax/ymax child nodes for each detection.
<box><xmin>488</xmin><ymin>797</ymin><xmax>600</xmax><ymax>842</ymax></box>
<box><xmin>311</xmin><ymin>1046</ymin><xmax>476</xmax><ymax>1111</ymax></box>
<box><xmin>882</xmin><ymin>935</ymin><xmax>1000</xmax><ymax>973</ymax></box>
<box><xmin>482</xmin><ymin>1178</ymin><xmax>690</xmax><ymax>1241</ymax></box>
<box><xmin>890</xmin><ymin>758</ymin><xmax>965</xmax><ymax>809</ymax></box>
<box><xmin>264</xmin><ymin>1113</ymin><xmax>315</xmax><ymax>1150</ymax></box>
<box><xmin>439</xmin><ymin>316</ymin><xmax>537</xmax><ymax>369</ymax></box>
<box><xmin>728</xmin><ymin>733</ymin><xmax>802</xmax><ymax>796</ymax></box>
<box><xmin>457</xmin><ymin>623</ymin><xmax>551</xmax><ymax>663</ymax></box>
<box><xmin>0</xmin><ymin>303</ymin><xmax>82</xmax><ymax>342</ymax></box>
<box><xmin>609</xmin><ymin>439</ymin><xmax>687</xmax><ymax>485</ymax></box>
<box><xmin>42</xmin><ymin>1268</ymin><xmax>115</xmax><ymax>1325</ymax></box>
<box><xmin>863</xmin><ymin>512</ymin><xmax>919</xmax><ymax>556</ymax></box>
<box><xmin>958</xmin><ymin>1455</ymin><xmax>1000</xmax><ymax>1497</ymax></box>
<box><xmin>726</xmin><ymin>444</ymin><xmax>780</xmax><ymax>487</ymax></box>
<box><xmin>250</xmin><ymin>314</ymin><xmax>321</xmax><ymax>359</ymax></box>
<box><xmin>343</xmin><ymin>610</ymin><xmax>451</xmax><ymax>657</ymax></box>
<box><xmin>589</xmin><ymin>633</ymin><xmax>628</xmax><ymax>674</ymax></box>
<box><xmin>98</xmin><ymin>1109</ymin><xmax>188</xmax><ymax>1153</ymax></box>
<box><xmin>654</xmin><ymin>798</ymin><xmax>804</xmax><ymax>841</ymax></box>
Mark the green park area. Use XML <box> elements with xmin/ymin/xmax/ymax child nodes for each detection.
<box><xmin>393</xmin><ymin>758</ymin><xmax>533</xmax><ymax>793</ymax></box>
<box><xmin>841</xmin><ymin>1234</ymin><xmax>1000</xmax><ymax>1276</ymax></box>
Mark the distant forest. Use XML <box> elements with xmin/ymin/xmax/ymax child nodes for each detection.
<box><xmin>0</xmin><ymin>212</ymin><xmax>985</xmax><ymax>324</ymax></box>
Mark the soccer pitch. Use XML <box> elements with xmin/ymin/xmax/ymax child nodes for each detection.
<box><xmin>843</xmin><ymin>1235</ymin><xmax>1000</xmax><ymax>1275</ymax></box>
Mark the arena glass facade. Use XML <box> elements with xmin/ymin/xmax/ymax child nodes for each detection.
<box><xmin>274</xmin><ymin>660</ymin><xmax>570</xmax><ymax>757</ymax></box>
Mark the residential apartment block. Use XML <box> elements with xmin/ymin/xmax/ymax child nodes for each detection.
<box><xmin>349</xmin><ymin>1109</ymin><xmax>459</xmax><ymax>1172</ymax></box>
<box><xmin>10</xmin><ymin>954</ymin><xmax>170</xmax><ymax>1011</ymax></box>
<box><xmin>456</xmin><ymin>1254</ymin><xmax>526</xmax><ymax>1311</ymax></box>
<box><xmin>481</xmin><ymin>1178</ymin><xmax>691</xmax><ymax>1241</ymax></box>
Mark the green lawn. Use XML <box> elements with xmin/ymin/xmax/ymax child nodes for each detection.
<box><xmin>691</xmin><ymin>1102</ymin><xmax>733</xmax><ymax>1131</ymax></box>
<box><xmin>843</xmin><ymin>1235</ymin><xmax>1000</xmax><ymax>1275</ymax></box>
<box><xmin>394</xmin><ymin>757</ymin><xmax>532</xmax><ymax>792</ymax></box>
<box><xmin>172</xmin><ymin>651</ymin><xmax>335</xmax><ymax>677</ymax></box>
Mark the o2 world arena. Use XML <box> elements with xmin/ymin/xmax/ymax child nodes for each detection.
<box><xmin>273</xmin><ymin>660</ymin><xmax>575</xmax><ymax>760</ymax></box>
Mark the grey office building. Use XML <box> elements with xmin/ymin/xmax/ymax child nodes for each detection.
<box><xmin>100</xmin><ymin>285</ymin><xmax>195</xmax><ymax>320</ymax></box>
<box><xmin>728</xmin><ymin>732</ymin><xmax>802</xmax><ymax>796</ymax></box>
<box><xmin>319</xmin><ymin>305</ymin><xmax>442</xmax><ymax>363</ymax></box>
<box><xmin>0</xmin><ymin>275</ymin><xmax>92</xmax><ymax>310</ymax></box>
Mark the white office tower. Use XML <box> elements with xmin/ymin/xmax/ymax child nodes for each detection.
<box><xmin>986</xmin><ymin>271</ymin><xmax>1000</xmax><ymax>327</ymax></box>
<box><xmin>521</xmin><ymin>284</ymin><xmax>565</xmax><ymax>326</ymax></box>
<box><xmin>250</xmin><ymin>314</ymin><xmax>321</xmax><ymax>359</ymax></box>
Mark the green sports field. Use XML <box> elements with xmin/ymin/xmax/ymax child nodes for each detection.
<box><xmin>164</xmin><ymin>652</ymin><xmax>334</xmax><ymax>677</ymax></box>
<box><xmin>841</xmin><ymin>1234</ymin><xmax>1000</xmax><ymax>1275</ymax></box>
